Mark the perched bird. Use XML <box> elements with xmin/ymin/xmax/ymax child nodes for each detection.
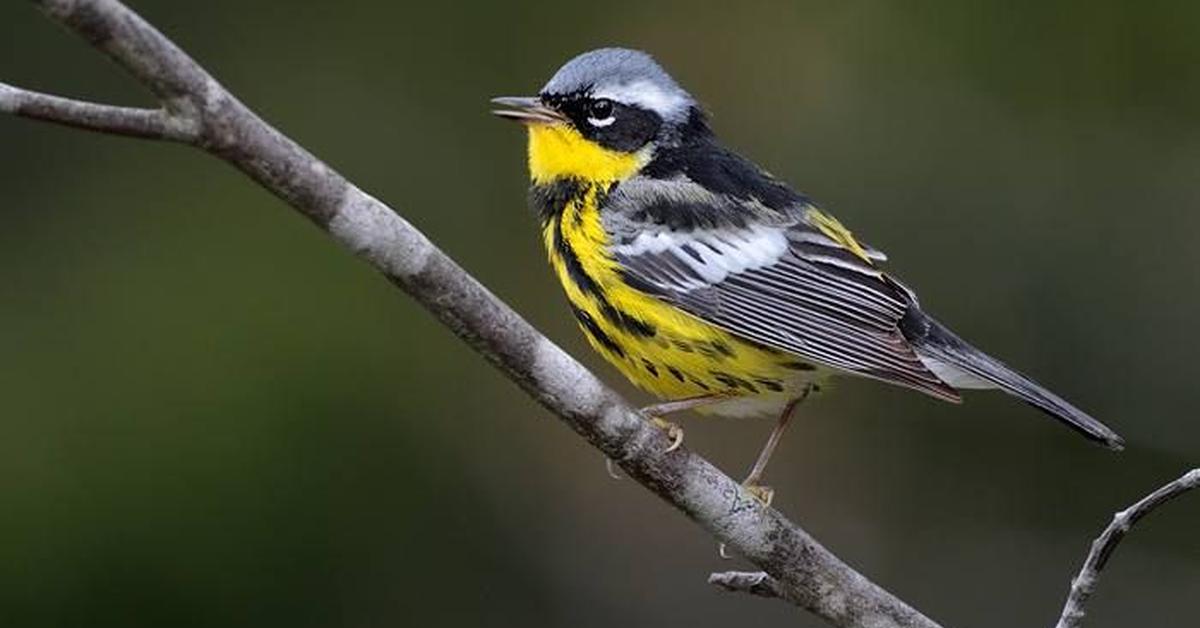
<box><xmin>493</xmin><ymin>48</ymin><xmax>1122</xmax><ymax>502</ymax></box>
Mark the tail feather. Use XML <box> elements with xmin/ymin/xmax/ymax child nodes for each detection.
<box><xmin>902</xmin><ymin>309</ymin><xmax>1124</xmax><ymax>451</ymax></box>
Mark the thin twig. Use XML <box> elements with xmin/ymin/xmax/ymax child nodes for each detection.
<box><xmin>2</xmin><ymin>2</ymin><xmax>942</xmax><ymax>627</ymax></box>
<box><xmin>1055</xmin><ymin>468</ymin><xmax>1200</xmax><ymax>628</ymax></box>
<box><xmin>0</xmin><ymin>82</ymin><xmax>197</xmax><ymax>141</ymax></box>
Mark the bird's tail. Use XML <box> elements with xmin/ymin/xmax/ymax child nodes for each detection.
<box><xmin>901</xmin><ymin>309</ymin><xmax>1124</xmax><ymax>450</ymax></box>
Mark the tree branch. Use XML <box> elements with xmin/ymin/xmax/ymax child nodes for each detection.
<box><xmin>2</xmin><ymin>1</ymin><xmax>943</xmax><ymax>627</ymax></box>
<box><xmin>710</xmin><ymin>468</ymin><xmax>1200</xmax><ymax>626</ymax></box>
<box><xmin>1055</xmin><ymin>468</ymin><xmax>1200</xmax><ymax>628</ymax></box>
<box><xmin>0</xmin><ymin>82</ymin><xmax>197</xmax><ymax>140</ymax></box>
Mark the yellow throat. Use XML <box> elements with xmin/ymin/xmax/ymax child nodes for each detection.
<box><xmin>526</xmin><ymin>123</ymin><xmax>650</xmax><ymax>184</ymax></box>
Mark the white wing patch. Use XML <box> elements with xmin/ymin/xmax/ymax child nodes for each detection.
<box><xmin>610</xmin><ymin>225</ymin><xmax>789</xmax><ymax>289</ymax></box>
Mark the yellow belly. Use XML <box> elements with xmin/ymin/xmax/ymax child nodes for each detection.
<box><xmin>542</xmin><ymin>184</ymin><xmax>817</xmax><ymax>412</ymax></box>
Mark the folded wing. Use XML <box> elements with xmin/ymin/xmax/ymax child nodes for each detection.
<box><xmin>603</xmin><ymin>175</ymin><xmax>960</xmax><ymax>401</ymax></box>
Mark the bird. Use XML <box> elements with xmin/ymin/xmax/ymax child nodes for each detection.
<box><xmin>492</xmin><ymin>48</ymin><xmax>1123</xmax><ymax>503</ymax></box>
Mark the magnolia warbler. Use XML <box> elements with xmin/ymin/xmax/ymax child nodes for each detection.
<box><xmin>493</xmin><ymin>48</ymin><xmax>1122</xmax><ymax>502</ymax></box>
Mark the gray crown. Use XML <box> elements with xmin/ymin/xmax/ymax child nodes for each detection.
<box><xmin>541</xmin><ymin>48</ymin><xmax>695</xmax><ymax>121</ymax></box>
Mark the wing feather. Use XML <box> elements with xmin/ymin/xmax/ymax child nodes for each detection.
<box><xmin>604</xmin><ymin>175</ymin><xmax>959</xmax><ymax>401</ymax></box>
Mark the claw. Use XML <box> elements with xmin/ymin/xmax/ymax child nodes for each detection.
<box><xmin>743</xmin><ymin>483</ymin><xmax>775</xmax><ymax>508</ymax></box>
<box><xmin>605</xmin><ymin>457</ymin><xmax>623</xmax><ymax>480</ymax></box>
<box><xmin>652</xmin><ymin>417</ymin><xmax>685</xmax><ymax>452</ymax></box>
<box><xmin>718</xmin><ymin>542</ymin><xmax>732</xmax><ymax>559</ymax></box>
<box><xmin>637</xmin><ymin>395</ymin><xmax>721</xmax><ymax>453</ymax></box>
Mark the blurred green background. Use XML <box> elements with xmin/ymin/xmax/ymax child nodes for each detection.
<box><xmin>2</xmin><ymin>1</ymin><xmax>1198</xmax><ymax>626</ymax></box>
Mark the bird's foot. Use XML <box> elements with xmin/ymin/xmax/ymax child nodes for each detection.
<box><xmin>650</xmin><ymin>417</ymin><xmax>685</xmax><ymax>453</ymax></box>
<box><xmin>742</xmin><ymin>481</ymin><xmax>775</xmax><ymax>508</ymax></box>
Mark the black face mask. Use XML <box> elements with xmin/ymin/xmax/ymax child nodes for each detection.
<box><xmin>542</xmin><ymin>92</ymin><xmax>664</xmax><ymax>153</ymax></box>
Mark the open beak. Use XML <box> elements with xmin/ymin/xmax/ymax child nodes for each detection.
<box><xmin>491</xmin><ymin>96</ymin><xmax>567</xmax><ymax>124</ymax></box>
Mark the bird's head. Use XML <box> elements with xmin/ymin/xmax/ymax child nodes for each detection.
<box><xmin>492</xmin><ymin>48</ymin><xmax>701</xmax><ymax>184</ymax></box>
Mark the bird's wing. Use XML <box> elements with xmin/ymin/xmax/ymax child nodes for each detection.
<box><xmin>602</xmin><ymin>175</ymin><xmax>960</xmax><ymax>401</ymax></box>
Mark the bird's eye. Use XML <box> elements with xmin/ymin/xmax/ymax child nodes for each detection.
<box><xmin>586</xmin><ymin>99</ymin><xmax>616</xmax><ymax>127</ymax></box>
<box><xmin>589</xmin><ymin>99</ymin><xmax>613</xmax><ymax>118</ymax></box>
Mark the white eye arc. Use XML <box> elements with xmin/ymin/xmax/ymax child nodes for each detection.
<box><xmin>587</xmin><ymin>115</ymin><xmax>616</xmax><ymax>127</ymax></box>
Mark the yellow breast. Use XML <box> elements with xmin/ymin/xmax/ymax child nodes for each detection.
<box><xmin>526</xmin><ymin>123</ymin><xmax>811</xmax><ymax>406</ymax></box>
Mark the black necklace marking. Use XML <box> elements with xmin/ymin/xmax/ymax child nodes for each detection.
<box><xmin>529</xmin><ymin>177</ymin><xmax>587</xmax><ymax>223</ymax></box>
<box><xmin>535</xmin><ymin>178</ymin><xmax>658</xmax><ymax>340</ymax></box>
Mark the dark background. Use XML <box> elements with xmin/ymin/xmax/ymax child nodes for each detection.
<box><xmin>2</xmin><ymin>1</ymin><xmax>1198</xmax><ymax>626</ymax></box>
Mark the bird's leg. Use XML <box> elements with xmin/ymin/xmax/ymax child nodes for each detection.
<box><xmin>741</xmin><ymin>385</ymin><xmax>813</xmax><ymax>506</ymax></box>
<box><xmin>641</xmin><ymin>395</ymin><xmax>726</xmax><ymax>416</ymax></box>
<box><xmin>639</xmin><ymin>394</ymin><xmax>726</xmax><ymax>453</ymax></box>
